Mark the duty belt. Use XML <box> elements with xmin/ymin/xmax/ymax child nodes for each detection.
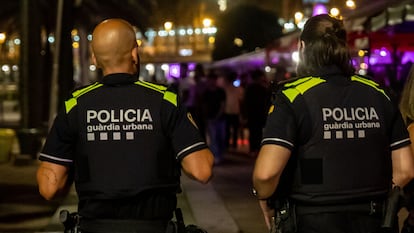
<box><xmin>80</xmin><ymin>218</ymin><xmax>168</xmax><ymax>233</ymax></box>
<box><xmin>295</xmin><ymin>201</ymin><xmax>384</xmax><ymax>216</ymax></box>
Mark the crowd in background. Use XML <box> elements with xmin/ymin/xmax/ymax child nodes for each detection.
<box><xmin>166</xmin><ymin>63</ymin><xmax>273</xmax><ymax>164</ymax></box>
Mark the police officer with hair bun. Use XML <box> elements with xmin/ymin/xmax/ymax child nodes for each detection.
<box><xmin>36</xmin><ymin>18</ymin><xmax>214</xmax><ymax>233</ymax></box>
<box><xmin>252</xmin><ymin>14</ymin><xmax>414</xmax><ymax>233</ymax></box>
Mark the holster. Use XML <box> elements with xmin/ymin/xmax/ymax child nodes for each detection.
<box><xmin>166</xmin><ymin>208</ymin><xmax>209</xmax><ymax>233</ymax></box>
<box><xmin>381</xmin><ymin>186</ymin><xmax>403</xmax><ymax>232</ymax></box>
<box><xmin>270</xmin><ymin>199</ymin><xmax>297</xmax><ymax>233</ymax></box>
<box><xmin>59</xmin><ymin>210</ymin><xmax>80</xmax><ymax>233</ymax></box>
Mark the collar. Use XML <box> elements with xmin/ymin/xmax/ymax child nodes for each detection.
<box><xmin>100</xmin><ymin>73</ymin><xmax>139</xmax><ymax>86</ymax></box>
<box><xmin>313</xmin><ymin>65</ymin><xmax>344</xmax><ymax>77</ymax></box>
<box><xmin>313</xmin><ymin>65</ymin><xmax>352</xmax><ymax>85</ymax></box>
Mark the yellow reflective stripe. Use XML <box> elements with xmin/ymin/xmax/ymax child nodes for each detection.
<box><xmin>295</xmin><ymin>78</ymin><xmax>326</xmax><ymax>94</ymax></box>
<box><xmin>282</xmin><ymin>77</ymin><xmax>326</xmax><ymax>103</ymax></box>
<box><xmin>135</xmin><ymin>81</ymin><xmax>165</xmax><ymax>93</ymax></box>
<box><xmin>141</xmin><ymin>80</ymin><xmax>167</xmax><ymax>91</ymax></box>
<box><xmin>351</xmin><ymin>75</ymin><xmax>390</xmax><ymax>100</ymax></box>
<box><xmin>65</xmin><ymin>83</ymin><xmax>103</xmax><ymax>113</ymax></box>
<box><xmin>282</xmin><ymin>88</ymin><xmax>301</xmax><ymax>103</ymax></box>
<box><xmin>71</xmin><ymin>82</ymin><xmax>101</xmax><ymax>97</ymax></box>
<box><xmin>65</xmin><ymin>98</ymin><xmax>77</xmax><ymax>114</ymax></box>
<box><xmin>284</xmin><ymin>77</ymin><xmax>313</xmax><ymax>87</ymax></box>
<box><xmin>163</xmin><ymin>91</ymin><xmax>177</xmax><ymax>106</ymax></box>
<box><xmin>135</xmin><ymin>81</ymin><xmax>177</xmax><ymax>106</ymax></box>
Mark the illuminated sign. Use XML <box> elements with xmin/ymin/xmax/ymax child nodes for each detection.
<box><xmin>303</xmin><ymin>0</ymin><xmax>329</xmax><ymax>3</ymax></box>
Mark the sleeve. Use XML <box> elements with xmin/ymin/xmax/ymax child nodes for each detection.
<box><xmin>161</xmin><ymin>86</ymin><xmax>208</xmax><ymax>161</ymax></box>
<box><xmin>261</xmin><ymin>92</ymin><xmax>297</xmax><ymax>150</ymax></box>
<box><xmin>39</xmin><ymin>106</ymin><xmax>76</xmax><ymax>166</ymax></box>
<box><xmin>389</xmin><ymin>106</ymin><xmax>411</xmax><ymax>151</ymax></box>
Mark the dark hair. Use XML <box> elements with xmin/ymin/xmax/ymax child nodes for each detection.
<box><xmin>297</xmin><ymin>14</ymin><xmax>355</xmax><ymax>77</ymax></box>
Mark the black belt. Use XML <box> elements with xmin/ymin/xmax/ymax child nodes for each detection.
<box><xmin>295</xmin><ymin>201</ymin><xmax>384</xmax><ymax>216</ymax></box>
<box><xmin>80</xmin><ymin>218</ymin><xmax>168</xmax><ymax>233</ymax></box>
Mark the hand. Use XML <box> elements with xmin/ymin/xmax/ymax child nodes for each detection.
<box><xmin>258</xmin><ymin>199</ymin><xmax>274</xmax><ymax>230</ymax></box>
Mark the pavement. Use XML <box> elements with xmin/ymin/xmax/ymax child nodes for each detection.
<box><xmin>0</xmin><ymin>137</ymin><xmax>268</xmax><ymax>233</ymax></box>
<box><xmin>1</xmin><ymin>135</ymin><xmax>409</xmax><ymax>233</ymax></box>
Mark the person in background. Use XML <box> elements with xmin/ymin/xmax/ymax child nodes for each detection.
<box><xmin>252</xmin><ymin>14</ymin><xmax>414</xmax><ymax>233</ymax></box>
<box><xmin>202</xmin><ymin>71</ymin><xmax>227</xmax><ymax>164</ymax></box>
<box><xmin>223</xmin><ymin>71</ymin><xmax>243</xmax><ymax>149</ymax></box>
<box><xmin>243</xmin><ymin>69</ymin><xmax>271</xmax><ymax>157</ymax></box>
<box><xmin>177</xmin><ymin>62</ymin><xmax>195</xmax><ymax>110</ymax></box>
<box><xmin>36</xmin><ymin>18</ymin><xmax>214</xmax><ymax>233</ymax></box>
<box><xmin>400</xmin><ymin>64</ymin><xmax>414</xmax><ymax>233</ymax></box>
<box><xmin>191</xmin><ymin>63</ymin><xmax>208</xmax><ymax>138</ymax></box>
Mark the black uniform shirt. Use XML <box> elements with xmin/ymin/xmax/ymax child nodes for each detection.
<box><xmin>262</xmin><ymin>66</ymin><xmax>411</xmax><ymax>204</ymax></box>
<box><xmin>39</xmin><ymin>73</ymin><xmax>208</xmax><ymax>219</ymax></box>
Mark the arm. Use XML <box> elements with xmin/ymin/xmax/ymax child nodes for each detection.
<box><xmin>392</xmin><ymin>123</ymin><xmax>414</xmax><ymax>187</ymax></box>
<box><xmin>409</xmin><ymin>123</ymin><xmax>414</xmax><ymax>158</ymax></box>
<box><xmin>181</xmin><ymin>148</ymin><xmax>214</xmax><ymax>184</ymax></box>
<box><xmin>392</xmin><ymin>145</ymin><xmax>414</xmax><ymax>188</ymax></box>
<box><xmin>37</xmin><ymin>161</ymin><xmax>71</xmax><ymax>200</ymax></box>
<box><xmin>253</xmin><ymin>144</ymin><xmax>291</xmax><ymax>199</ymax></box>
<box><xmin>252</xmin><ymin>144</ymin><xmax>291</xmax><ymax>229</ymax></box>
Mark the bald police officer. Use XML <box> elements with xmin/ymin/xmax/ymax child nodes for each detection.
<box><xmin>37</xmin><ymin>19</ymin><xmax>214</xmax><ymax>233</ymax></box>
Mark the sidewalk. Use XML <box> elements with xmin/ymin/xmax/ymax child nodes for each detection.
<box><xmin>43</xmin><ymin>175</ymin><xmax>240</xmax><ymax>233</ymax></box>
<box><xmin>0</xmin><ymin>144</ymin><xmax>254</xmax><ymax>233</ymax></box>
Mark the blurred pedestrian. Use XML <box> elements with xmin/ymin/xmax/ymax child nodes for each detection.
<box><xmin>223</xmin><ymin>71</ymin><xmax>243</xmax><ymax>149</ymax></box>
<box><xmin>252</xmin><ymin>14</ymin><xmax>414</xmax><ymax>233</ymax></box>
<box><xmin>191</xmin><ymin>63</ymin><xmax>208</xmax><ymax>138</ymax></box>
<box><xmin>202</xmin><ymin>71</ymin><xmax>227</xmax><ymax>164</ymax></box>
<box><xmin>243</xmin><ymin>69</ymin><xmax>271</xmax><ymax>157</ymax></box>
<box><xmin>36</xmin><ymin>18</ymin><xmax>213</xmax><ymax>233</ymax></box>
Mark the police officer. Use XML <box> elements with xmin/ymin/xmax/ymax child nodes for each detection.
<box><xmin>252</xmin><ymin>14</ymin><xmax>414</xmax><ymax>233</ymax></box>
<box><xmin>36</xmin><ymin>18</ymin><xmax>214</xmax><ymax>233</ymax></box>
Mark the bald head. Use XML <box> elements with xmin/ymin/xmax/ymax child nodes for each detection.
<box><xmin>91</xmin><ymin>19</ymin><xmax>139</xmax><ymax>75</ymax></box>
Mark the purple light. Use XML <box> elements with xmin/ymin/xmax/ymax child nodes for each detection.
<box><xmin>188</xmin><ymin>62</ymin><xmax>196</xmax><ymax>71</ymax></box>
<box><xmin>402</xmin><ymin>52</ymin><xmax>414</xmax><ymax>64</ymax></box>
<box><xmin>313</xmin><ymin>4</ymin><xmax>328</xmax><ymax>16</ymax></box>
<box><xmin>169</xmin><ymin>63</ymin><xmax>180</xmax><ymax>78</ymax></box>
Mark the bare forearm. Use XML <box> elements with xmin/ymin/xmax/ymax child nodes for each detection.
<box><xmin>37</xmin><ymin>162</ymin><xmax>70</xmax><ymax>200</ymax></box>
<box><xmin>392</xmin><ymin>146</ymin><xmax>414</xmax><ymax>188</ymax></box>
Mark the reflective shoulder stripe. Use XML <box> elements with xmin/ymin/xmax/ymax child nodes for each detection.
<box><xmin>65</xmin><ymin>83</ymin><xmax>103</xmax><ymax>113</ymax></box>
<box><xmin>163</xmin><ymin>91</ymin><xmax>177</xmax><ymax>106</ymax></box>
<box><xmin>135</xmin><ymin>80</ymin><xmax>167</xmax><ymax>93</ymax></box>
<box><xmin>135</xmin><ymin>81</ymin><xmax>177</xmax><ymax>106</ymax></box>
<box><xmin>282</xmin><ymin>77</ymin><xmax>326</xmax><ymax>103</ymax></box>
<box><xmin>351</xmin><ymin>75</ymin><xmax>390</xmax><ymax>100</ymax></box>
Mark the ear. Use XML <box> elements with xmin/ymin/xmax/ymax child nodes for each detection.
<box><xmin>131</xmin><ymin>46</ymin><xmax>140</xmax><ymax>74</ymax></box>
<box><xmin>91</xmin><ymin>52</ymin><xmax>99</xmax><ymax>67</ymax></box>
<box><xmin>131</xmin><ymin>46</ymin><xmax>140</xmax><ymax>65</ymax></box>
<box><xmin>299</xmin><ymin>40</ymin><xmax>305</xmax><ymax>53</ymax></box>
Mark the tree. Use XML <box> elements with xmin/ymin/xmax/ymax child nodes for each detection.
<box><xmin>212</xmin><ymin>4</ymin><xmax>283</xmax><ymax>61</ymax></box>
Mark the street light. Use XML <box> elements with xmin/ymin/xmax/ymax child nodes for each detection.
<box><xmin>0</xmin><ymin>33</ymin><xmax>6</xmax><ymax>44</ymax></box>
<box><xmin>294</xmin><ymin>12</ymin><xmax>304</xmax><ymax>24</ymax></box>
<box><xmin>346</xmin><ymin>0</ymin><xmax>356</xmax><ymax>9</ymax></box>
<box><xmin>202</xmin><ymin>18</ymin><xmax>212</xmax><ymax>28</ymax></box>
<box><xmin>164</xmin><ymin>21</ymin><xmax>173</xmax><ymax>31</ymax></box>
<box><xmin>330</xmin><ymin>7</ymin><xmax>340</xmax><ymax>17</ymax></box>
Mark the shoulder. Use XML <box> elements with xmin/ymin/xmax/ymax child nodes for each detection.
<box><xmin>276</xmin><ymin>76</ymin><xmax>326</xmax><ymax>103</ymax></box>
<box><xmin>69</xmin><ymin>82</ymin><xmax>103</xmax><ymax>99</ymax></box>
<box><xmin>350</xmin><ymin>75</ymin><xmax>391</xmax><ymax>100</ymax></box>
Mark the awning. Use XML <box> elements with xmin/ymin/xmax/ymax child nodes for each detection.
<box><xmin>344</xmin><ymin>0</ymin><xmax>414</xmax><ymax>32</ymax></box>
